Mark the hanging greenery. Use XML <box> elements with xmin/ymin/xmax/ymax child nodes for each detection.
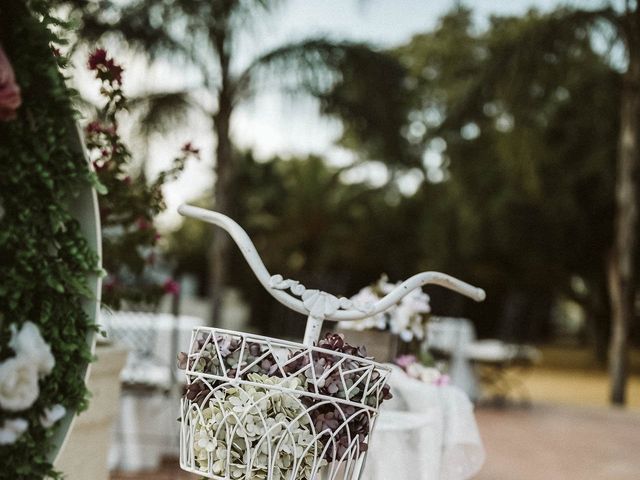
<box><xmin>0</xmin><ymin>1</ymin><xmax>101</xmax><ymax>478</ymax></box>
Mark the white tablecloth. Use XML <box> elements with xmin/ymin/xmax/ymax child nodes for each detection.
<box><xmin>363</xmin><ymin>365</ymin><xmax>485</xmax><ymax>480</ymax></box>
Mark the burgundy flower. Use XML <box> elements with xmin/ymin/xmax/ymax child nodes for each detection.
<box><xmin>181</xmin><ymin>141</ymin><xmax>200</xmax><ymax>156</ymax></box>
<box><xmin>0</xmin><ymin>45</ymin><xmax>22</xmax><ymax>121</ymax></box>
<box><xmin>86</xmin><ymin>120</ymin><xmax>103</xmax><ymax>134</ymax></box>
<box><xmin>88</xmin><ymin>48</ymin><xmax>123</xmax><ymax>84</ymax></box>
<box><xmin>185</xmin><ymin>379</ymin><xmax>208</xmax><ymax>403</ymax></box>
<box><xmin>105</xmin><ymin>59</ymin><xmax>124</xmax><ymax>84</ymax></box>
<box><xmin>163</xmin><ymin>278</ymin><xmax>180</xmax><ymax>296</ymax></box>
<box><xmin>86</xmin><ymin>120</ymin><xmax>117</xmax><ymax>137</ymax></box>
<box><xmin>135</xmin><ymin>217</ymin><xmax>152</xmax><ymax>230</ymax></box>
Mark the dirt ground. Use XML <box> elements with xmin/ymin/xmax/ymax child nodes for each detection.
<box><xmin>475</xmin><ymin>404</ymin><xmax>640</xmax><ymax>480</ymax></box>
<box><xmin>111</xmin><ymin>353</ymin><xmax>640</xmax><ymax>480</ymax></box>
<box><xmin>111</xmin><ymin>403</ymin><xmax>640</xmax><ymax>480</ymax></box>
<box><xmin>508</xmin><ymin>367</ymin><xmax>640</xmax><ymax>410</ymax></box>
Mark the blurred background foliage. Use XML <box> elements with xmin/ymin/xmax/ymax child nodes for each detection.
<box><xmin>169</xmin><ymin>7</ymin><xmax>633</xmax><ymax>354</ymax></box>
<box><xmin>55</xmin><ymin>1</ymin><xmax>639</xmax><ymax>377</ymax></box>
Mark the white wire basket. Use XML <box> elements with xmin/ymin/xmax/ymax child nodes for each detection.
<box><xmin>176</xmin><ymin>205</ymin><xmax>486</xmax><ymax>480</ymax></box>
<box><xmin>180</xmin><ymin>327</ymin><xmax>391</xmax><ymax>480</ymax></box>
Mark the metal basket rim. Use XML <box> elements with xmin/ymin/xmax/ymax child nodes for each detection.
<box><xmin>184</xmin><ymin>373</ymin><xmax>383</xmax><ymax>413</ymax></box>
<box><xmin>189</xmin><ymin>326</ymin><xmax>392</xmax><ymax>373</ymax></box>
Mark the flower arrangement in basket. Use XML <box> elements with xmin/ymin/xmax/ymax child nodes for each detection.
<box><xmin>175</xmin><ymin>205</ymin><xmax>486</xmax><ymax>480</ymax></box>
<box><xmin>178</xmin><ymin>329</ymin><xmax>391</xmax><ymax>480</ymax></box>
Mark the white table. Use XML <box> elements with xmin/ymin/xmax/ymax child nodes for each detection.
<box><xmin>363</xmin><ymin>365</ymin><xmax>485</xmax><ymax>480</ymax></box>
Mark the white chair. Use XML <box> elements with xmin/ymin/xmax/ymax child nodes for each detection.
<box><xmin>426</xmin><ymin>317</ymin><xmax>480</xmax><ymax>400</ymax></box>
<box><xmin>426</xmin><ymin>318</ymin><xmax>542</xmax><ymax>405</ymax></box>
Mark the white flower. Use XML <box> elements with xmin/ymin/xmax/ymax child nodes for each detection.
<box><xmin>0</xmin><ymin>418</ymin><xmax>28</xmax><ymax>445</ymax></box>
<box><xmin>405</xmin><ymin>362</ymin><xmax>424</xmax><ymax>380</ymax></box>
<box><xmin>191</xmin><ymin>375</ymin><xmax>322</xmax><ymax>479</ymax></box>
<box><xmin>0</xmin><ymin>357</ymin><xmax>40</xmax><ymax>411</ymax></box>
<box><xmin>343</xmin><ymin>276</ymin><xmax>431</xmax><ymax>341</ymax></box>
<box><xmin>339</xmin><ymin>286</ymin><xmax>386</xmax><ymax>331</ymax></box>
<box><xmin>40</xmin><ymin>404</ymin><xmax>67</xmax><ymax>428</ymax></box>
<box><xmin>404</xmin><ymin>363</ymin><xmax>446</xmax><ymax>385</ymax></box>
<box><xmin>418</xmin><ymin>367</ymin><xmax>442</xmax><ymax>384</ymax></box>
<box><xmin>10</xmin><ymin>322</ymin><xmax>55</xmax><ymax>376</ymax></box>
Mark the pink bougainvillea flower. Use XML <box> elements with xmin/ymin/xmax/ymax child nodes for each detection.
<box><xmin>394</xmin><ymin>354</ymin><xmax>417</xmax><ymax>369</ymax></box>
<box><xmin>0</xmin><ymin>45</ymin><xmax>22</xmax><ymax>121</ymax></box>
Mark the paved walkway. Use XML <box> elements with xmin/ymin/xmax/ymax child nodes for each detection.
<box><xmin>475</xmin><ymin>404</ymin><xmax>640</xmax><ymax>480</ymax></box>
<box><xmin>111</xmin><ymin>404</ymin><xmax>640</xmax><ymax>480</ymax></box>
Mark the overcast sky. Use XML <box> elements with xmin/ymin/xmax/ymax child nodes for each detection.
<box><xmin>105</xmin><ymin>0</ymin><xmax>609</xmax><ymax>227</ymax></box>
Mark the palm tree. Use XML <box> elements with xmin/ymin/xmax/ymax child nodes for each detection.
<box><xmin>65</xmin><ymin>0</ymin><xmax>410</xmax><ymax>321</ymax></box>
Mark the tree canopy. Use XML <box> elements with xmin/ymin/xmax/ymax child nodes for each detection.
<box><xmin>170</xmin><ymin>7</ymin><xmax>638</xmax><ymax>355</ymax></box>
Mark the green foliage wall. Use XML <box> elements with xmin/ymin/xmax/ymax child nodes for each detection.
<box><xmin>0</xmin><ymin>1</ymin><xmax>100</xmax><ymax>477</ymax></box>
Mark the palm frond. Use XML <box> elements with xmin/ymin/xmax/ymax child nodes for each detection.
<box><xmin>236</xmin><ymin>38</ymin><xmax>418</xmax><ymax>167</ymax></box>
<box><xmin>237</xmin><ymin>39</ymin><xmax>361</xmax><ymax>96</ymax></box>
<box><xmin>74</xmin><ymin>0</ymin><xmax>193</xmax><ymax>62</ymax></box>
<box><xmin>127</xmin><ymin>89</ymin><xmax>207</xmax><ymax>138</ymax></box>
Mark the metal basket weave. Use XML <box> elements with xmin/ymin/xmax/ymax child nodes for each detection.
<box><xmin>180</xmin><ymin>327</ymin><xmax>391</xmax><ymax>480</ymax></box>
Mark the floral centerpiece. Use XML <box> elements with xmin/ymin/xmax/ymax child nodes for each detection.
<box><xmin>178</xmin><ymin>330</ymin><xmax>392</xmax><ymax>480</ymax></box>
<box><xmin>339</xmin><ymin>275</ymin><xmax>432</xmax><ymax>342</ymax></box>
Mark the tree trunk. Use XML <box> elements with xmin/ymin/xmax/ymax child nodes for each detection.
<box><xmin>210</xmin><ymin>95</ymin><xmax>234</xmax><ymax>324</ymax></box>
<box><xmin>607</xmin><ymin>49</ymin><xmax>640</xmax><ymax>406</ymax></box>
<box><xmin>209</xmin><ymin>23</ymin><xmax>236</xmax><ymax>324</ymax></box>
